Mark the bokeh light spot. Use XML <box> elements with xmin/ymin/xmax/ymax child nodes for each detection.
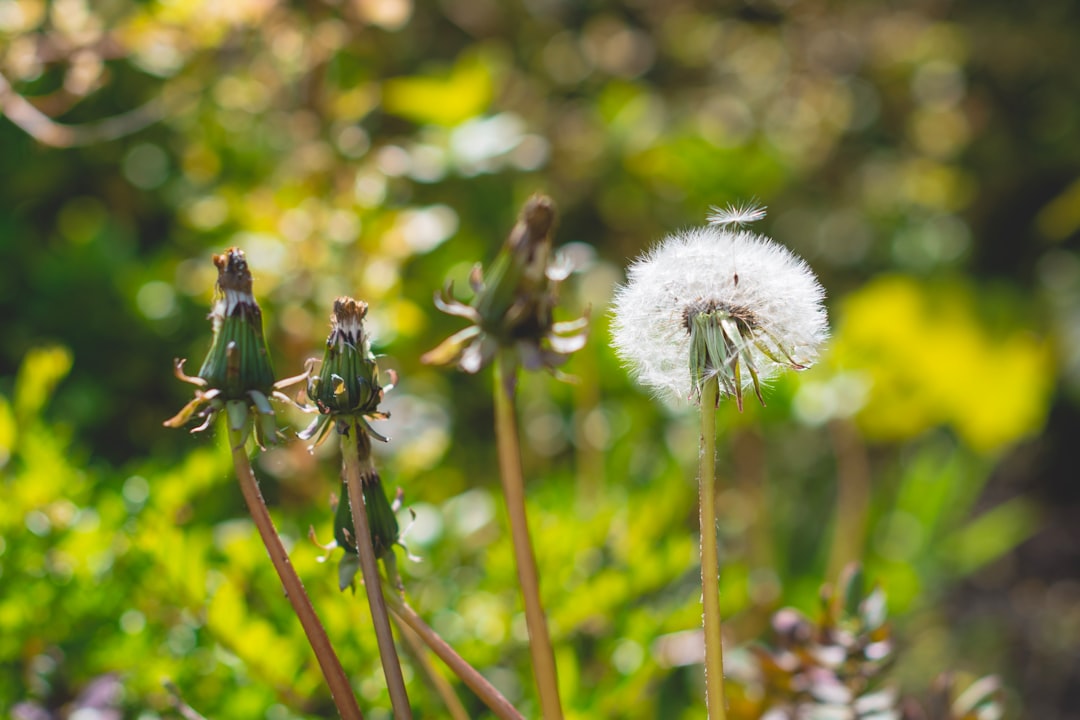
<box><xmin>136</xmin><ymin>281</ymin><xmax>177</xmax><ymax>321</ymax></box>
<box><xmin>122</xmin><ymin>144</ymin><xmax>169</xmax><ymax>190</ymax></box>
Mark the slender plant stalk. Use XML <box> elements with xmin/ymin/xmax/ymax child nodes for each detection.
<box><xmin>493</xmin><ymin>355</ymin><xmax>564</xmax><ymax>719</ymax></box>
<box><xmin>340</xmin><ymin>423</ymin><xmax>413</xmax><ymax>720</ymax></box>
<box><xmin>698</xmin><ymin>376</ymin><xmax>728</xmax><ymax>720</ymax></box>
<box><xmin>733</xmin><ymin>427</ymin><xmax>772</xmax><ymax>575</ymax></box>
<box><xmin>393</xmin><ymin>616</ymin><xmax>471</xmax><ymax>720</ymax></box>
<box><xmin>383</xmin><ymin>588</ymin><xmax>525</xmax><ymax>720</ymax></box>
<box><xmin>826</xmin><ymin>418</ymin><xmax>871</xmax><ymax>579</ymax></box>
<box><xmin>227</xmin><ymin>427</ymin><xmax>363</xmax><ymax>720</ymax></box>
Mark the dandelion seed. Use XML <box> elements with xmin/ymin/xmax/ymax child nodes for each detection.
<box><xmin>707</xmin><ymin>201</ymin><xmax>767</xmax><ymax>228</ymax></box>
<box><xmin>610</xmin><ymin>208</ymin><xmax>828</xmax><ymax>409</ymax></box>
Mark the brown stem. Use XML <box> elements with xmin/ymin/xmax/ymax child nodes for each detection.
<box><xmin>228</xmin><ymin>429</ymin><xmax>363</xmax><ymax>720</ymax></box>
<box><xmin>341</xmin><ymin>423</ymin><xmax>413</xmax><ymax>720</ymax></box>
<box><xmin>493</xmin><ymin>355</ymin><xmax>564</xmax><ymax>719</ymax></box>
<box><xmin>393</xmin><ymin>616</ymin><xmax>470</xmax><ymax>720</ymax></box>
<box><xmin>383</xmin><ymin>590</ymin><xmax>525</xmax><ymax>720</ymax></box>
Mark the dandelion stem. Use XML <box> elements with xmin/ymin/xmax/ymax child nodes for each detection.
<box><xmin>227</xmin><ymin>427</ymin><xmax>363</xmax><ymax>720</ymax></box>
<box><xmin>393</xmin><ymin>616</ymin><xmax>471</xmax><ymax>720</ymax></box>
<box><xmin>340</xmin><ymin>422</ymin><xmax>412</xmax><ymax>720</ymax></box>
<box><xmin>698</xmin><ymin>376</ymin><xmax>728</xmax><ymax>720</ymax></box>
<box><xmin>494</xmin><ymin>354</ymin><xmax>564</xmax><ymax>719</ymax></box>
<box><xmin>383</xmin><ymin>588</ymin><xmax>525</xmax><ymax>720</ymax></box>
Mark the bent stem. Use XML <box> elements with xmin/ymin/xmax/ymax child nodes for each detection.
<box><xmin>340</xmin><ymin>422</ymin><xmax>412</xmax><ymax>720</ymax></box>
<box><xmin>493</xmin><ymin>354</ymin><xmax>564</xmax><ymax>720</ymax></box>
<box><xmin>383</xmin><ymin>588</ymin><xmax>525</xmax><ymax>720</ymax></box>
<box><xmin>227</xmin><ymin>427</ymin><xmax>363</xmax><ymax>720</ymax></box>
<box><xmin>699</xmin><ymin>376</ymin><xmax>728</xmax><ymax>720</ymax></box>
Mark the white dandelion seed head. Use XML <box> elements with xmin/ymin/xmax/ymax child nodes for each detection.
<box><xmin>610</xmin><ymin>221</ymin><xmax>828</xmax><ymax>405</ymax></box>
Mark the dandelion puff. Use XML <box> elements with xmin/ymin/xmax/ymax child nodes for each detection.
<box><xmin>707</xmin><ymin>200</ymin><xmax>767</xmax><ymax>228</ymax></box>
<box><xmin>610</xmin><ymin>212</ymin><xmax>828</xmax><ymax>408</ymax></box>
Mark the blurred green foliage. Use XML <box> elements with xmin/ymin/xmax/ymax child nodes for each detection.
<box><xmin>2</xmin><ymin>0</ymin><xmax>1078</xmax><ymax>718</ymax></box>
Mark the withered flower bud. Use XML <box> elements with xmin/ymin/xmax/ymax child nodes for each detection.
<box><xmin>422</xmin><ymin>194</ymin><xmax>588</xmax><ymax>377</ymax></box>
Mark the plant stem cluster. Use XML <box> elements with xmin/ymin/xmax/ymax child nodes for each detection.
<box><xmin>165</xmin><ymin>195</ymin><xmax>586</xmax><ymax>718</ymax></box>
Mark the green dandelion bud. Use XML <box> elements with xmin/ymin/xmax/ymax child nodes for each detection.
<box><xmin>421</xmin><ymin>193</ymin><xmax>589</xmax><ymax>376</ymax></box>
<box><xmin>333</xmin><ymin>465</ymin><xmax>400</xmax><ymax>561</ymax></box>
<box><xmin>299</xmin><ymin>296</ymin><xmax>392</xmax><ymax>447</ymax></box>
<box><xmin>300</xmin><ymin>299</ymin><xmax>403</xmax><ymax>590</ymax></box>
<box><xmin>333</xmin><ymin>429</ymin><xmax>399</xmax><ymax>561</ymax></box>
<box><xmin>197</xmin><ymin>248</ymin><xmax>276</xmax><ymax>399</ymax></box>
<box><xmin>164</xmin><ymin>248</ymin><xmax>303</xmax><ymax>447</ymax></box>
<box><xmin>333</xmin><ymin>469</ymin><xmax>405</xmax><ymax>592</ymax></box>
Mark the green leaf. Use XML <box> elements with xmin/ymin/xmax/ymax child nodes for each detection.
<box><xmin>14</xmin><ymin>345</ymin><xmax>73</xmax><ymax>423</ymax></box>
<box><xmin>938</xmin><ymin>497</ymin><xmax>1040</xmax><ymax>575</ymax></box>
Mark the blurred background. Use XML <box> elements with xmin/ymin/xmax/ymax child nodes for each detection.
<box><xmin>1</xmin><ymin>0</ymin><xmax>1078</xmax><ymax>717</ymax></box>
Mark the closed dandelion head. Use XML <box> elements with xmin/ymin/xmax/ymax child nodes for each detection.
<box><xmin>331</xmin><ymin>473</ymin><xmax>407</xmax><ymax>592</ymax></box>
<box><xmin>610</xmin><ymin>204</ymin><xmax>828</xmax><ymax>409</ymax></box>
<box><xmin>164</xmin><ymin>248</ymin><xmax>302</xmax><ymax>447</ymax></box>
<box><xmin>421</xmin><ymin>194</ymin><xmax>589</xmax><ymax>377</ymax></box>
<box><xmin>332</xmin><ymin>428</ymin><xmax>404</xmax><ymax>564</ymax></box>
<box><xmin>299</xmin><ymin>296</ymin><xmax>394</xmax><ymax>448</ymax></box>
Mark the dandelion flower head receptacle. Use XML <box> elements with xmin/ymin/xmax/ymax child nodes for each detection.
<box><xmin>610</xmin><ymin>204</ymin><xmax>828</xmax><ymax>408</ymax></box>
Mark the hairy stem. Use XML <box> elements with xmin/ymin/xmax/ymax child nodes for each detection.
<box><xmin>699</xmin><ymin>377</ymin><xmax>728</xmax><ymax>720</ymax></box>
<box><xmin>340</xmin><ymin>423</ymin><xmax>412</xmax><ymax>720</ymax></box>
<box><xmin>227</xmin><ymin>428</ymin><xmax>363</xmax><ymax>720</ymax></box>
<box><xmin>383</xmin><ymin>589</ymin><xmax>525</xmax><ymax>720</ymax></box>
<box><xmin>493</xmin><ymin>355</ymin><xmax>564</xmax><ymax>719</ymax></box>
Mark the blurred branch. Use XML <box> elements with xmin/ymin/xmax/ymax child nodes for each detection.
<box><xmin>733</xmin><ymin>427</ymin><xmax>772</xmax><ymax>573</ymax></box>
<box><xmin>826</xmin><ymin>419</ymin><xmax>871</xmax><ymax>580</ymax></box>
<box><xmin>164</xmin><ymin>681</ymin><xmax>210</xmax><ymax>720</ymax></box>
<box><xmin>0</xmin><ymin>70</ymin><xmax>164</xmax><ymax>148</ymax></box>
